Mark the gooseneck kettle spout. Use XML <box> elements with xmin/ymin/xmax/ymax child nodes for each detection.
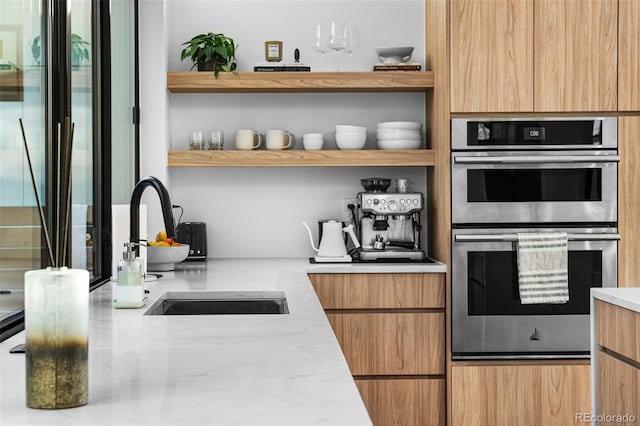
<box><xmin>130</xmin><ymin>176</ymin><xmax>176</xmax><ymax>255</ymax></box>
<box><xmin>302</xmin><ymin>222</ymin><xmax>319</xmax><ymax>252</ymax></box>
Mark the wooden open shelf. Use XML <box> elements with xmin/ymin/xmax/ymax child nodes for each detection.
<box><xmin>167</xmin><ymin>149</ymin><xmax>435</xmax><ymax>167</ymax></box>
<box><xmin>166</xmin><ymin>71</ymin><xmax>434</xmax><ymax>93</ymax></box>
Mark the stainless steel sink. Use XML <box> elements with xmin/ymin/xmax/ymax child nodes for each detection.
<box><xmin>144</xmin><ymin>291</ymin><xmax>289</xmax><ymax>316</ymax></box>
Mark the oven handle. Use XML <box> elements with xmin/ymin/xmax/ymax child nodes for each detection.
<box><xmin>453</xmin><ymin>155</ymin><xmax>620</xmax><ymax>164</ymax></box>
<box><xmin>454</xmin><ymin>233</ymin><xmax>621</xmax><ymax>242</ymax></box>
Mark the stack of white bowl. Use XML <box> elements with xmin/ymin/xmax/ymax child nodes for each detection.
<box><xmin>376</xmin><ymin>121</ymin><xmax>423</xmax><ymax>149</ymax></box>
<box><xmin>335</xmin><ymin>125</ymin><xmax>367</xmax><ymax>150</ymax></box>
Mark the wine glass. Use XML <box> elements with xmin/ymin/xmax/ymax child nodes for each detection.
<box><xmin>313</xmin><ymin>24</ymin><xmax>330</xmax><ymax>56</ymax></box>
<box><xmin>328</xmin><ymin>21</ymin><xmax>347</xmax><ymax>53</ymax></box>
<box><xmin>342</xmin><ymin>24</ymin><xmax>360</xmax><ymax>56</ymax></box>
<box><xmin>328</xmin><ymin>21</ymin><xmax>347</xmax><ymax>70</ymax></box>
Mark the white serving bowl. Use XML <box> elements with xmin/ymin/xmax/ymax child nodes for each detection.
<box><xmin>377</xmin><ymin>121</ymin><xmax>422</xmax><ymax>131</ymax></box>
<box><xmin>376</xmin><ymin>139</ymin><xmax>422</xmax><ymax>150</ymax></box>
<box><xmin>374</xmin><ymin>46</ymin><xmax>414</xmax><ymax>64</ymax></box>
<box><xmin>336</xmin><ymin>132</ymin><xmax>367</xmax><ymax>150</ymax></box>
<box><xmin>377</xmin><ymin>129</ymin><xmax>422</xmax><ymax>140</ymax></box>
<box><xmin>147</xmin><ymin>244</ymin><xmax>190</xmax><ymax>271</ymax></box>
<box><xmin>336</xmin><ymin>125</ymin><xmax>366</xmax><ymax>133</ymax></box>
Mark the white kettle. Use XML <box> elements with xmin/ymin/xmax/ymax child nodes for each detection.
<box><xmin>303</xmin><ymin>220</ymin><xmax>360</xmax><ymax>262</ymax></box>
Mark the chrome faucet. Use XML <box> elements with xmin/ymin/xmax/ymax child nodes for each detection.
<box><xmin>130</xmin><ymin>176</ymin><xmax>176</xmax><ymax>254</ymax></box>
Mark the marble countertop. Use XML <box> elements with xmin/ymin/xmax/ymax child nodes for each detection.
<box><xmin>0</xmin><ymin>258</ymin><xmax>396</xmax><ymax>426</ymax></box>
<box><xmin>591</xmin><ymin>287</ymin><xmax>640</xmax><ymax>313</ymax></box>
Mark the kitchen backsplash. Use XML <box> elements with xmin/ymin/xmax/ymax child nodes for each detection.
<box><xmin>169</xmin><ymin>167</ymin><xmax>427</xmax><ymax>258</ymax></box>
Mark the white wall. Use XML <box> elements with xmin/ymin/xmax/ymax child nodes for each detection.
<box><xmin>139</xmin><ymin>0</ymin><xmax>427</xmax><ymax>258</ymax></box>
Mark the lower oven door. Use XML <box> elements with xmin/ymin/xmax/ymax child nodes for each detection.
<box><xmin>452</xmin><ymin>227</ymin><xmax>618</xmax><ymax>359</ymax></box>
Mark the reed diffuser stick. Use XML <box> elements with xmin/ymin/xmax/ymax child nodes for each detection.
<box><xmin>61</xmin><ymin>122</ymin><xmax>75</xmax><ymax>265</ymax></box>
<box><xmin>55</xmin><ymin>123</ymin><xmax>62</xmax><ymax>267</ymax></box>
<box><xmin>18</xmin><ymin>119</ymin><xmax>55</xmax><ymax>266</ymax></box>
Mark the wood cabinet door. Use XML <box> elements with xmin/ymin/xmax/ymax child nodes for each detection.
<box><xmin>534</xmin><ymin>0</ymin><xmax>617</xmax><ymax>112</ymax></box>
<box><xmin>597</xmin><ymin>351</ymin><xmax>640</xmax><ymax>423</ymax></box>
<box><xmin>619</xmin><ymin>0</ymin><xmax>640</xmax><ymax>111</ymax></box>
<box><xmin>326</xmin><ymin>312</ymin><xmax>444</xmax><ymax>376</ymax></box>
<box><xmin>619</xmin><ymin>116</ymin><xmax>640</xmax><ymax>287</ymax></box>
<box><xmin>597</xmin><ymin>300</ymin><xmax>640</xmax><ymax>361</ymax></box>
<box><xmin>450</xmin><ymin>0</ymin><xmax>533</xmax><ymax>112</ymax></box>
<box><xmin>309</xmin><ymin>273</ymin><xmax>444</xmax><ymax>309</ymax></box>
<box><xmin>451</xmin><ymin>364</ymin><xmax>591</xmax><ymax>426</ymax></box>
<box><xmin>355</xmin><ymin>378</ymin><xmax>445</xmax><ymax>426</ymax></box>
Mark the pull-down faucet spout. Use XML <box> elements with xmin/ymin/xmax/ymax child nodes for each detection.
<box><xmin>130</xmin><ymin>176</ymin><xmax>176</xmax><ymax>255</ymax></box>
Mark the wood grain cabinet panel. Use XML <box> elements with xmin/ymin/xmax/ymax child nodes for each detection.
<box><xmin>326</xmin><ymin>312</ymin><xmax>444</xmax><ymax>376</ymax></box>
<box><xmin>450</xmin><ymin>0</ymin><xmax>533</xmax><ymax>112</ymax></box>
<box><xmin>619</xmin><ymin>116</ymin><xmax>640</xmax><ymax>287</ymax></box>
<box><xmin>355</xmin><ymin>378</ymin><xmax>445</xmax><ymax>426</ymax></box>
<box><xmin>534</xmin><ymin>0</ymin><xmax>617</xmax><ymax>112</ymax></box>
<box><xmin>597</xmin><ymin>352</ymin><xmax>640</xmax><ymax>423</ymax></box>
<box><xmin>308</xmin><ymin>273</ymin><xmax>444</xmax><ymax>309</ymax></box>
<box><xmin>618</xmin><ymin>0</ymin><xmax>640</xmax><ymax>111</ymax></box>
<box><xmin>597</xmin><ymin>300</ymin><xmax>640</xmax><ymax>362</ymax></box>
<box><xmin>451</xmin><ymin>364</ymin><xmax>590</xmax><ymax>426</ymax></box>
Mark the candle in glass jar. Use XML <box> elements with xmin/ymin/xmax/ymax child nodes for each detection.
<box><xmin>264</xmin><ymin>41</ymin><xmax>283</xmax><ymax>62</ymax></box>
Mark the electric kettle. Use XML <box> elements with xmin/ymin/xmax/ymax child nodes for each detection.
<box><xmin>303</xmin><ymin>220</ymin><xmax>360</xmax><ymax>262</ymax></box>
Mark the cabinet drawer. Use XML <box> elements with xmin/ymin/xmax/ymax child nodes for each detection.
<box><xmin>596</xmin><ymin>300</ymin><xmax>640</xmax><ymax>362</ymax></box>
<box><xmin>597</xmin><ymin>351</ymin><xmax>640</xmax><ymax>421</ymax></box>
<box><xmin>309</xmin><ymin>273</ymin><xmax>444</xmax><ymax>309</ymax></box>
<box><xmin>327</xmin><ymin>312</ymin><xmax>444</xmax><ymax>375</ymax></box>
<box><xmin>355</xmin><ymin>378</ymin><xmax>445</xmax><ymax>426</ymax></box>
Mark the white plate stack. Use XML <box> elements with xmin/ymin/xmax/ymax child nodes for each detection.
<box><xmin>376</xmin><ymin>121</ymin><xmax>423</xmax><ymax>149</ymax></box>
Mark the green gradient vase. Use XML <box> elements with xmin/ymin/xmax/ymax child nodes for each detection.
<box><xmin>24</xmin><ymin>267</ymin><xmax>89</xmax><ymax>409</ymax></box>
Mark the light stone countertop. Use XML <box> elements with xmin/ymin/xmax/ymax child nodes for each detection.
<box><xmin>591</xmin><ymin>287</ymin><xmax>640</xmax><ymax>313</ymax></box>
<box><xmin>589</xmin><ymin>286</ymin><xmax>640</xmax><ymax>417</ymax></box>
<box><xmin>0</xmin><ymin>258</ymin><xmax>406</xmax><ymax>426</ymax></box>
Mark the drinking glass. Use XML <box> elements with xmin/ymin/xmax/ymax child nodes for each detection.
<box><xmin>206</xmin><ymin>130</ymin><xmax>224</xmax><ymax>150</ymax></box>
<box><xmin>189</xmin><ymin>130</ymin><xmax>203</xmax><ymax>150</ymax></box>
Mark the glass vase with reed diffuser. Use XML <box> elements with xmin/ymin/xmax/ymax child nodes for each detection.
<box><xmin>20</xmin><ymin>118</ymin><xmax>90</xmax><ymax>409</ymax></box>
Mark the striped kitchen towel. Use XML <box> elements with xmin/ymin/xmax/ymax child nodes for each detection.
<box><xmin>516</xmin><ymin>232</ymin><xmax>569</xmax><ymax>304</ymax></box>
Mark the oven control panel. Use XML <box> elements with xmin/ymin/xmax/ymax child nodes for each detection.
<box><xmin>358</xmin><ymin>192</ymin><xmax>423</xmax><ymax>214</ymax></box>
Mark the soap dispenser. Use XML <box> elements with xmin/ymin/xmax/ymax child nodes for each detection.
<box><xmin>113</xmin><ymin>242</ymin><xmax>145</xmax><ymax>308</ymax></box>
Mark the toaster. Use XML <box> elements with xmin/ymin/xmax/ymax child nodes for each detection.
<box><xmin>176</xmin><ymin>222</ymin><xmax>207</xmax><ymax>260</ymax></box>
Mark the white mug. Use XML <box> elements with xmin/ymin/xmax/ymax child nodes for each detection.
<box><xmin>266</xmin><ymin>130</ymin><xmax>294</xmax><ymax>150</ymax></box>
<box><xmin>235</xmin><ymin>130</ymin><xmax>262</xmax><ymax>150</ymax></box>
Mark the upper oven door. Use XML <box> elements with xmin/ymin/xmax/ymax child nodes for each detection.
<box><xmin>452</xmin><ymin>117</ymin><xmax>617</xmax><ymax>150</ymax></box>
<box><xmin>451</xmin><ymin>150</ymin><xmax>619</xmax><ymax>224</ymax></box>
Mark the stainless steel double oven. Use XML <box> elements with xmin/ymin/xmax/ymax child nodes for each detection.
<box><xmin>451</xmin><ymin>117</ymin><xmax>619</xmax><ymax>359</ymax></box>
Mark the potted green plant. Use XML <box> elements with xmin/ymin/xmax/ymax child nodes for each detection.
<box><xmin>180</xmin><ymin>33</ymin><xmax>237</xmax><ymax>78</ymax></box>
<box><xmin>30</xmin><ymin>33</ymin><xmax>90</xmax><ymax>69</ymax></box>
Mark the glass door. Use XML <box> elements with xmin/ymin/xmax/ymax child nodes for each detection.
<box><xmin>0</xmin><ymin>0</ymin><xmax>46</xmax><ymax>324</ymax></box>
<box><xmin>70</xmin><ymin>0</ymin><xmax>94</xmax><ymax>275</ymax></box>
<box><xmin>0</xmin><ymin>0</ymin><xmax>125</xmax><ymax>340</ymax></box>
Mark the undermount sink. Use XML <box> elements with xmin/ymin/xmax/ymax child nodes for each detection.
<box><xmin>144</xmin><ymin>291</ymin><xmax>289</xmax><ymax>316</ymax></box>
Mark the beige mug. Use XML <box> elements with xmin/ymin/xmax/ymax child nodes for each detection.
<box><xmin>235</xmin><ymin>130</ymin><xmax>262</xmax><ymax>150</ymax></box>
<box><xmin>266</xmin><ymin>130</ymin><xmax>294</xmax><ymax>150</ymax></box>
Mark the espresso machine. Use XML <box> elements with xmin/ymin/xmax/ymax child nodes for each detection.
<box><xmin>354</xmin><ymin>178</ymin><xmax>425</xmax><ymax>261</ymax></box>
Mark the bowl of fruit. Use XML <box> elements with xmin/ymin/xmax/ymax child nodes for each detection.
<box><xmin>146</xmin><ymin>231</ymin><xmax>189</xmax><ymax>271</ymax></box>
